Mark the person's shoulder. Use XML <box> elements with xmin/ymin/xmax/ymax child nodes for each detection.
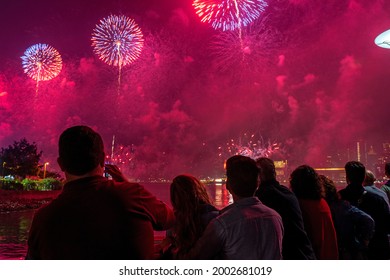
<box><xmin>31</xmin><ymin>197</ymin><xmax>60</xmax><ymax>222</ymax></box>
<box><xmin>364</xmin><ymin>189</ymin><xmax>383</xmax><ymax>199</ymax></box>
<box><xmin>364</xmin><ymin>185</ymin><xmax>375</xmax><ymax>192</ymax></box>
<box><xmin>259</xmin><ymin>182</ymin><xmax>296</xmax><ymax>201</ymax></box>
<box><xmin>275</xmin><ymin>184</ymin><xmax>300</xmax><ymax>202</ymax></box>
<box><xmin>338</xmin><ymin>186</ymin><xmax>347</xmax><ymax>194</ymax></box>
<box><xmin>363</xmin><ymin>190</ymin><xmax>388</xmax><ymax>205</ymax></box>
<box><xmin>338</xmin><ymin>187</ymin><xmax>349</xmax><ymax>198</ymax></box>
<box><xmin>252</xmin><ymin>198</ymin><xmax>283</xmax><ymax>218</ymax></box>
<box><xmin>108</xmin><ymin>180</ymin><xmax>144</xmax><ymax>193</ymax></box>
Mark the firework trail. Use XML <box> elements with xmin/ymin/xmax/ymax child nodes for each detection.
<box><xmin>110</xmin><ymin>144</ymin><xmax>135</xmax><ymax>165</ymax></box>
<box><xmin>193</xmin><ymin>0</ymin><xmax>268</xmax><ymax>31</ymax></box>
<box><xmin>91</xmin><ymin>14</ymin><xmax>144</xmax><ymax>95</ymax></box>
<box><xmin>92</xmin><ymin>15</ymin><xmax>144</xmax><ymax>159</ymax></box>
<box><xmin>21</xmin><ymin>43</ymin><xmax>62</xmax><ymax>94</ymax></box>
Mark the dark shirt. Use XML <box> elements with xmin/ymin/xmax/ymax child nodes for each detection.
<box><xmin>328</xmin><ymin>199</ymin><xmax>375</xmax><ymax>259</ymax></box>
<box><xmin>199</xmin><ymin>203</ymin><xmax>219</xmax><ymax>228</ymax></box>
<box><xmin>381</xmin><ymin>180</ymin><xmax>390</xmax><ymax>204</ymax></box>
<box><xmin>364</xmin><ymin>185</ymin><xmax>390</xmax><ymax>208</ymax></box>
<box><xmin>255</xmin><ymin>180</ymin><xmax>316</xmax><ymax>260</ymax></box>
<box><xmin>26</xmin><ymin>176</ymin><xmax>175</xmax><ymax>260</ymax></box>
<box><xmin>339</xmin><ymin>183</ymin><xmax>390</xmax><ymax>259</ymax></box>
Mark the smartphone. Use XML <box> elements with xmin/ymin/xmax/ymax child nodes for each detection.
<box><xmin>104</xmin><ymin>162</ymin><xmax>112</xmax><ymax>179</ymax></box>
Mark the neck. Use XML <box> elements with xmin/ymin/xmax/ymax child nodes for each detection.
<box><xmin>64</xmin><ymin>166</ymin><xmax>104</xmax><ymax>183</ymax></box>
<box><xmin>231</xmin><ymin>193</ymin><xmax>253</xmax><ymax>202</ymax></box>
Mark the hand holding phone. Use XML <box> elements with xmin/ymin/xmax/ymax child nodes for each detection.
<box><xmin>104</xmin><ymin>164</ymin><xmax>127</xmax><ymax>182</ymax></box>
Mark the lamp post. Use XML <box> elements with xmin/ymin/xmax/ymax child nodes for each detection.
<box><xmin>43</xmin><ymin>162</ymin><xmax>49</xmax><ymax>179</ymax></box>
<box><xmin>1</xmin><ymin>161</ymin><xmax>5</xmax><ymax>177</ymax></box>
<box><xmin>1</xmin><ymin>162</ymin><xmax>5</xmax><ymax>188</ymax></box>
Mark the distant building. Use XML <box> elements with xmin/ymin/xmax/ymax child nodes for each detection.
<box><xmin>314</xmin><ymin>167</ymin><xmax>345</xmax><ymax>184</ymax></box>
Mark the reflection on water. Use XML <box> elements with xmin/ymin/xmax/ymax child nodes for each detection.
<box><xmin>0</xmin><ymin>210</ymin><xmax>35</xmax><ymax>260</ymax></box>
<box><xmin>208</xmin><ymin>183</ymin><xmax>233</xmax><ymax>208</ymax></box>
<box><xmin>0</xmin><ymin>183</ymin><xmax>231</xmax><ymax>260</ymax></box>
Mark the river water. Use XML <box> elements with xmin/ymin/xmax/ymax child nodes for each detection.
<box><xmin>0</xmin><ymin>183</ymin><xmax>232</xmax><ymax>260</ymax></box>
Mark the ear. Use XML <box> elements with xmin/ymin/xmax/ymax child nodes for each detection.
<box><xmin>225</xmin><ymin>179</ymin><xmax>231</xmax><ymax>191</ymax></box>
<box><xmin>99</xmin><ymin>152</ymin><xmax>105</xmax><ymax>167</ymax></box>
<box><xmin>57</xmin><ymin>157</ymin><xmax>65</xmax><ymax>172</ymax></box>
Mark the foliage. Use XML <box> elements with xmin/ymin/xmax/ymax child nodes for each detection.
<box><xmin>21</xmin><ymin>178</ymin><xmax>38</xmax><ymax>191</ymax></box>
<box><xmin>0</xmin><ymin>178</ymin><xmax>23</xmax><ymax>190</ymax></box>
<box><xmin>0</xmin><ymin>138</ymin><xmax>42</xmax><ymax>178</ymax></box>
<box><xmin>0</xmin><ymin>178</ymin><xmax>62</xmax><ymax>191</ymax></box>
<box><xmin>40</xmin><ymin>178</ymin><xmax>62</xmax><ymax>190</ymax></box>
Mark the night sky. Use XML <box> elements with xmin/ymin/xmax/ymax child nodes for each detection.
<box><xmin>1</xmin><ymin>0</ymin><xmax>390</xmax><ymax>179</ymax></box>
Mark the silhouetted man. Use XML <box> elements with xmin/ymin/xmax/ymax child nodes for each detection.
<box><xmin>339</xmin><ymin>161</ymin><xmax>390</xmax><ymax>259</ymax></box>
<box><xmin>255</xmin><ymin>157</ymin><xmax>316</xmax><ymax>259</ymax></box>
<box><xmin>363</xmin><ymin>170</ymin><xmax>390</xmax><ymax>208</ymax></box>
<box><xmin>26</xmin><ymin>125</ymin><xmax>174</xmax><ymax>259</ymax></box>
<box><xmin>381</xmin><ymin>162</ymin><xmax>390</xmax><ymax>203</ymax></box>
<box><xmin>185</xmin><ymin>155</ymin><xmax>283</xmax><ymax>259</ymax></box>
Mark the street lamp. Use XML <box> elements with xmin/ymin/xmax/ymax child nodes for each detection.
<box><xmin>1</xmin><ymin>162</ymin><xmax>5</xmax><ymax>188</ymax></box>
<box><xmin>43</xmin><ymin>162</ymin><xmax>49</xmax><ymax>179</ymax></box>
<box><xmin>2</xmin><ymin>162</ymin><xmax>6</xmax><ymax>178</ymax></box>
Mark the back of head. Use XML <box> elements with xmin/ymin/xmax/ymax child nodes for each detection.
<box><xmin>363</xmin><ymin>170</ymin><xmax>376</xmax><ymax>186</ymax></box>
<box><xmin>170</xmin><ymin>174</ymin><xmax>212</xmax><ymax>255</ymax></box>
<box><xmin>170</xmin><ymin>174</ymin><xmax>211</xmax><ymax>211</ymax></box>
<box><xmin>58</xmin><ymin>126</ymin><xmax>105</xmax><ymax>176</ymax></box>
<box><xmin>344</xmin><ymin>161</ymin><xmax>365</xmax><ymax>185</ymax></box>
<box><xmin>226</xmin><ymin>155</ymin><xmax>259</xmax><ymax>197</ymax></box>
<box><xmin>385</xmin><ymin>162</ymin><xmax>390</xmax><ymax>177</ymax></box>
<box><xmin>256</xmin><ymin>157</ymin><xmax>276</xmax><ymax>182</ymax></box>
<box><xmin>319</xmin><ymin>174</ymin><xmax>339</xmax><ymax>203</ymax></box>
<box><xmin>290</xmin><ymin>165</ymin><xmax>323</xmax><ymax>200</ymax></box>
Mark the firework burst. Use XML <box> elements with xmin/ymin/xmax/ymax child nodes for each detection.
<box><xmin>21</xmin><ymin>43</ymin><xmax>62</xmax><ymax>93</ymax></box>
<box><xmin>91</xmin><ymin>15</ymin><xmax>144</xmax><ymax>68</ymax></box>
<box><xmin>109</xmin><ymin>144</ymin><xmax>135</xmax><ymax>165</ymax></box>
<box><xmin>210</xmin><ymin>19</ymin><xmax>280</xmax><ymax>72</ymax></box>
<box><xmin>193</xmin><ymin>0</ymin><xmax>268</xmax><ymax>31</ymax></box>
<box><xmin>219</xmin><ymin>133</ymin><xmax>282</xmax><ymax>160</ymax></box>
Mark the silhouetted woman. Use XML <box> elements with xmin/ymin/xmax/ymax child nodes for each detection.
<box><xmin>290</xmin><ymin>165</ymin><xmax>338</xmax><ymax>259</ymax></box>
<box><xmin>163</xmin><ymin>174</ymin><xmax>219</xmax><ymax>258</ymax></box>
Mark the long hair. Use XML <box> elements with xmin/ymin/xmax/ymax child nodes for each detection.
<box><xmin>290</xmin><ymin>165</ymin><xmax>324</xmax><ymax>200</ymax></box>
<box><xmin>320</xmin><ymin>175</ymin><xmax>340</xmax><ymax>204</ymax></box>
<box><xmin>170</xmin><ymin>174</ymin><xmax>213</xmax><ymax>255</ymax></box>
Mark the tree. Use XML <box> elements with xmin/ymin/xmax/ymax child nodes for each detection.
<box><xmin>0</xmin><ymin>138</ymin><xmax>42</xmax><ymax>178</ymax></box>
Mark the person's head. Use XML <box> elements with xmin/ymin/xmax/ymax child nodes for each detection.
<box><xmin>344</xmin><ymin>161</ymin><xmax>365</xmax><ymax>185</ymax></box>
<box><xmin>57</xmin><ymin>126</ymin><xmax>105</xmax><ymax>176</ymax></box>
<box><xmin>385</xmin><ymin>162</ymin><xmax>390</xmax><ymax>177</ymax></box>
<box><xmin>225</xmin><ymin>155</ymin><xmax>259</xmax><ymax>198</ymax></box>
<box><xmin>170</xmin><ymin>174</ymin><xmax>213</xmax><ymax>255</ymax></box>
<box><xmin>290</xmin><ymin>165</ymin><xmax>324</xmax><ymax>200</ymax></box>
<box><xmin>170</xmin><ymin>174</ymin><xmax>212</xmax><ymax>212</ymax></box>
<box><xmin>256</xmin><ymin>157</ymin><xmax>276</xmax><ymax>182</ymax></box>
<box><xmin>319</xmin><ymin>175</ymin><xmax>340</xmax><ymax>204</ymax></box>
<box><xmin>363</xmin><ymin>170</ymin><xmax>376</xmax><ymax>186</ymax></box>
